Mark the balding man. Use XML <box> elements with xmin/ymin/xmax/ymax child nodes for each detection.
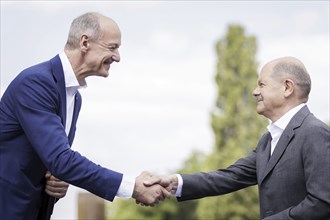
<box><xmin>147</xmin><ymin>57</ymin><xmax>330</xmax><ymax>219</ymax></box>
<box><xmin>0</xmin><ymin>12</ymin><xmax>170</xmax><ymax>220</ymax></box>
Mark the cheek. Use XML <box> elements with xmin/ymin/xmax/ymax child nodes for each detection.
<box><xmin>86</xmin><ymin>54</ymin><xmax>101</xmax><ymax>66</ymax></box>
<box><xmin>265</xmin><ymin>93</ymin><xmax>283</xmax><ymax>108</ymax></box>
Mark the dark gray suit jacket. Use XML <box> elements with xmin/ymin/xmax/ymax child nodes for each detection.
<box><xmin>179</xmin><ymin>106</ymin><xmax>330</xmax><ymax>220</ymax></box>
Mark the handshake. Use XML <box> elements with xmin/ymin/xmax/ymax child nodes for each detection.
<box><xmin>132</xmin><ymin>171</ymin><xmax>178</xmax><ymax>207</ymax></box>
<box><xmin>44</xmin><ymin>171</ymin><xmax>178</xmax><ymax>207</ymax></box>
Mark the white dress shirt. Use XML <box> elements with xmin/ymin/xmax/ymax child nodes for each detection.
<box><xmin>267</xmin><ymin>103</ymin><xmax>305</xmax><ymax>155</ymax></box>
<box><xmin>59</xmin><ymin>52</ymin><xmax>86</xmax><ymax>135</ymax></box>
<box><xmin>59</xmin><ymin>52</ymin><xmax>134</xmax><ymax>198</ymax></box>
<box><xmin>174</xmin><ymin>103</ymin><xmax>306</xmax><ymax>197</ymax></box>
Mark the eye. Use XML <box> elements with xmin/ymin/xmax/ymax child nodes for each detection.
<box><xmin>108</xmin><ymin>45</ymin><xmax>119</xmax><ymax>51</ymax></box>
<box><xmin>259</xmin><ymin>82</ymin><xmax>265</xmax><ymax>88</ymax></box>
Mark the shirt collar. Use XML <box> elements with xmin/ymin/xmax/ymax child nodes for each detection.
<box><xmin>59</xmin><ymin>51</ymin><xmax>87</xmax><ymax>90</ymax></box>
<box><xmin>267</xmin><ymin>103</ymin><xmax>306</xmax><ymax>133</ymax></box>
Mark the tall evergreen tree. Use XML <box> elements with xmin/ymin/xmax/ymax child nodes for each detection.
<box><xmin>196</xmin><ymin>25</ymin><xmax>267</xmax><ymax>220</ymax></box>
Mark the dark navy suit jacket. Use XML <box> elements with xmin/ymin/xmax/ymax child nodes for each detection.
<box><xmin>0</xmin><ymin>55</ymin><xmax>123</xmax><ymax>220</ymax></box>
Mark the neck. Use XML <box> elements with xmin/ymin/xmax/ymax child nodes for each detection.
<box><xmin>269</xmin><ymin>102</ymin><xmax>304</xmax><ymax>123</ymax></box>
<box><xmin>64</xmin><ymin>49</ymin><xmax>88</xmax><ymax>84</ymax></box>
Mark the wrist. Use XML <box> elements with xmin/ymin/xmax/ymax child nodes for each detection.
<box><xmin>116</xmin><ymin>175</ymin><xmax>135</xmax><ymax>198</ymax></box>
<box><xmin>169</xmin><ymin>174</ymin><xmax>178</xmax><ymax>194</ymax></box>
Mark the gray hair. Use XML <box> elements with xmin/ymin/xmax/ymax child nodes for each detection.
<box><xmin>272</xmin><ymin>59</ymin><xmax>311</xmax><ymax>101</ymax></box>
<box><xmin>65</xmin><ymin>12</ymin><xmax>103</xmax><ymax>49</ymax></box>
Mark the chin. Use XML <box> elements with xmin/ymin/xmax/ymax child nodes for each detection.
<box><xmin>256</xmin><ymin>107</ymin><xmax>264</xmax><ymax>115</ymax></box>
<box><xmin>103</xmin><ymin>68</ymin><xmax>110</xmax><ymax>77</ymax></box>
<box><xmin>99</xmin><ymin>70</ymin><xmax>110</xmax><ymax>78</ymax></box>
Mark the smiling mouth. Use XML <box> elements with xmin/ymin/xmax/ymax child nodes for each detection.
<box><xmin>104</xmin><ymin>59</ymin><xmax>112</xmax><ymax>65</ymax></box>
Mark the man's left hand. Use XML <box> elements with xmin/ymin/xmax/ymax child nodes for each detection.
<box><xmin>44</xmin><ymin>171</ymin><xmax>69</xmax><ymax>199</ymax></box>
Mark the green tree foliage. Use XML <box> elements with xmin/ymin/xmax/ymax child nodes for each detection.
<box><xmin>196</xmin><ymin>25</ymin><xmax>267</xmax><ymax>220</ymax></box>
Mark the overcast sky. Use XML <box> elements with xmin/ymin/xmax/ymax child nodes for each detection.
<box><xmin>1</xmin><ymin>1</ymin><xmax>329</xmax><ymax>219</ymax></box>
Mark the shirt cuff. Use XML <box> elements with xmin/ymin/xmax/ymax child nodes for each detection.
<box><xmin>175</xmin><ymin>174</ymin><xmax>183</xmax><ymax>197</ymax></box>
<box><xmin>116</xmin><ymin>175</ymin><xmax>135</xmax><ymax>198</ymax></box>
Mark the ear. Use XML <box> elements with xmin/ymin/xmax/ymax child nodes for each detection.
<box><xmin>79</xmin><ymin>35</ymin><xmax>89</xmax><ymax>52</ymax></box>
<box><xmin>283</xmin><ymin>79</ymin><xmax>295</xmax><ymax>98</ymax></box>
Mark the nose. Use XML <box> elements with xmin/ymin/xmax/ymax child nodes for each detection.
<box><xmin>112</xmin><ymin>50</ymin><xmax>120</xmax><ymax>62</ymax></box>
<box><xmin>252</xmin><ymin>87</ymin><xmax>259</xmax><ymax>96</ymax></box>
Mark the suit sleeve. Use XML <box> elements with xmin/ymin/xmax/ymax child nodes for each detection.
<box><xmin>264</xmin><ymin>122</ymin><xmax>330</xmax><ymax>220</ymax></box>
<box><xmin>13</xmin><ymin>72</ymin><xmax>123</xmax><ymax>201</ymax></box>
<box><xmin>179</xmin><ymin>150</ymin><xmax>258</xmax><ymax>201</ymax></box>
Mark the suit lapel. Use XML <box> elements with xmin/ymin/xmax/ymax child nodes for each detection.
<box><xmin>50</xmin><ymin>55</ymin><xmax>82</xmax><ymax>145</ymax></box>
<box><xmin>50</xmin><ymin>55</ymin><xmax>66</xmax><ymax>127</ymax></box>
<box><xmin>257</xmin><ymin>132</ymin><xmax>272</xmax><ymax>184</ymax></box>
<box><xmin>260</xmin><ymin>129</ymin><xmax>295</xmax><ymax>183</ymax></box>
<box><xmin>259</xmin><ymin>106</ymin><xmax>310</xmax><ymax>184</ymax></box>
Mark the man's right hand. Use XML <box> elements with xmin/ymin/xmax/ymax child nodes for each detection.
<box><xmin>132</xmin><ymin>171</ymin><xmax>171</xmax><ymax>206</ymax></box>
<box><xmin>143</xmin><ymin>173</ymin><xmax>179</xmax><ymax>195</ymax></box>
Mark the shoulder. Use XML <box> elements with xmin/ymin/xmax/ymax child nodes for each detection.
<box><xmin>291</xmin><ymin>106</ymin><xmax>328</xmax><ymax>133</ymax></box>
<box><xmin>301</xmin><ymin>113</ymin><xmax>329</xmax><ymax>134</ymax></box>
<box><xmin>3</xmin><ymin>60</ymin><xmax>60</xmax><ymax>106</ymax></box>
<box><xmin>295</xmin><ymin>113</ymin><xmax>330</xmax><ymax>153</ymax></box>
<box><xmin>9</xmin><ymin>59</ymin><xmax>59</xmax><ymax>92</ymax></box>
<box><xmin>19</xmin><ymin>60</ymin><xmax>53</xmax><ymax>81</ymax></box>
<box><xmin>10</xmin><ymin>55</ymin><xmax>61</xmax><ymax>88</ymax></box>
<box><xmin>305</xmin><ymin>116</ymin><xmax>330</xmax><ymax>143</ymax></box>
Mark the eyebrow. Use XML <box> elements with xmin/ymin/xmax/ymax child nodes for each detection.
<box><xmin>258</xmin><ymin>80</ymin><xmax>265</xmax><ymax>84</ymax></box>
<box><xmin>108</xmin><ymin>42</ymin><xmax>120</xmax><ymax>47</ymax></box>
